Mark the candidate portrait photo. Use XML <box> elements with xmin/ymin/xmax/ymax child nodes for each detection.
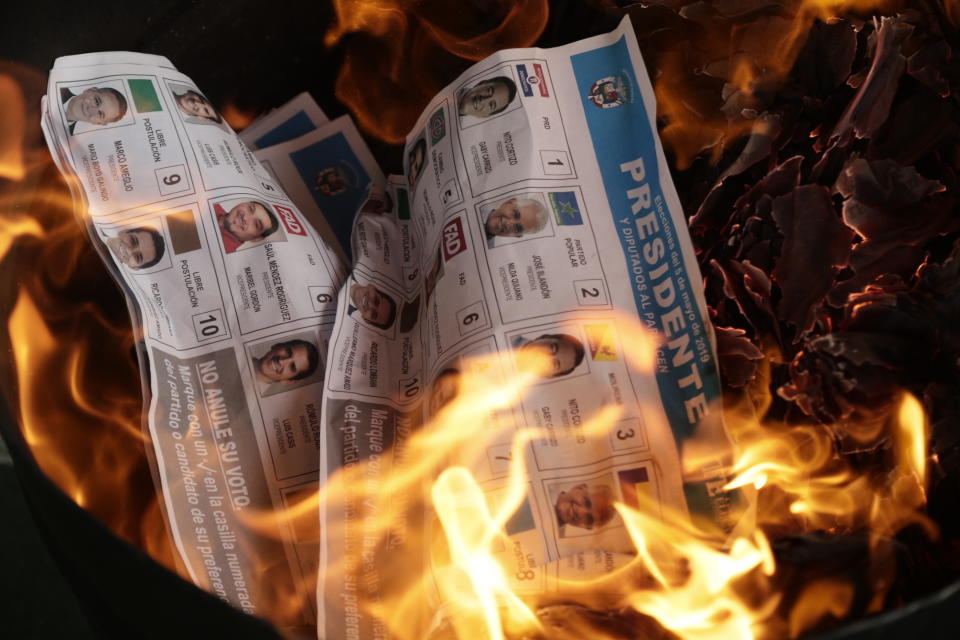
<box><xmin>60</xmin><ymin>81</ymin><xmax>132</xmax><ymax>136</ymax></box>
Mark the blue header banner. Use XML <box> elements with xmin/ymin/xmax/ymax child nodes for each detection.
<box><xmin>571</xmin><ymin>36</ymin><xmax>720</xmax><ymax>443</ymax></box>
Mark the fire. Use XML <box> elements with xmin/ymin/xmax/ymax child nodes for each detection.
<box><xmin>324</xmin><ymin>0</ymin><xmax>549</xmax><ymax>142</ymax></box>
<box><xmin>430</xmin><ymin>467</ymin><xmax>541</xmax><ymax>640</ymax></box>
<box><xmin>617</xmin><ymin>507</ymin><xmax>779</xmax><ymax>640</ymax></box>
<box><xmin>286</xmin><ymin>314</ymin><xmax>935</xmax><ymax>640</ymax></box>
<box><xmin>0</xmin><ymin>3</ymin><xmax>944</xmax><ymax>638</ymax></box>
<box><xmin>220</xmin><ymin>102</ymin><xmax>260</xmax><ymax>131</ymax></box>
<box><xmin>0</xmin><ymin>73</ymin><xmax>27</xmax><ymax>180</ymax></box>
<box><xmin>649</xmin><ymin>0</ymin><xmax>898</xmax><ymax>167</ymax></box>
<box><xmin>948</xmin><ymin>0</ymin><xmax>960</xmax><ymax>27</ymax></box>
<box><xmin>896</xmin><ymin>393</ymin><xmax>926</xmax><ymax>488</ymax></box>
<box><xmin>0</xmin><ymin>68</ymin><xmax>182</xmax><ymax>574</ymax></box>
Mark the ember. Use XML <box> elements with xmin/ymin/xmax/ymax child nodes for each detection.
<box><xmin>0</xmin><ymin>0</ymin><xmax>958</xmax><ymax>638</ymax></box>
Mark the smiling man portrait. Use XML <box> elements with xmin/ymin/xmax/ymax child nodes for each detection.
<box><xmin>484</xmin><ymin>195</ymin><xmax>549</xmax><ymax>241</ymax></box>
<box><xmin>554</xmin><ymin>482</ymin><xmax>615</xmax><ymax>531</ymax></box>
<box><xmin>252</xmin><ymin>339</ymin><xmax>320</xmax><ymax>387</ymax></box>
<box><xmin>105</xmin><ymin>227</ymin><xmax>165</xmax><ymax>270</ymax></box>
<box><xmin>215</xmin><ymin>200</ymin><xmax>280</xmax><ymax>253</ymax></box>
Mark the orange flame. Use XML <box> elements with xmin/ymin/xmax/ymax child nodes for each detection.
<box><xmin>0</xmin><ymin>65</ymin><xmax>181</xmax><ymax>575</ymax></box>
<box><xmin>0</xmin><ymin>68</ymin><xmax>323</xmax><ymax>631</ymax></box>
<box><xmin>651</xmin><ymin>0</ymin><xmax>900</xmax><ymax>167</ymax></box>
<box><xmin>0</xmin><ymin>3</ymin><xmax>941</xmax><ymax>638</ymax></box>
<box><xmin>948</xmin><ymin>0</ymin><xmax>960</xmax><ymax>27</ymax></box>
<box><xmin>220</xmin><ymin>102</ymin><xmax>260</xmax><ymax>131</ymax></box>
<box><xmin>0</xmin><ymin>73</ymin><xmax>27</xmax><ymax>181</ymax></box>
<box><xmin>276</xmin><ymin>314</ymin><xmax>934</xmax><ymax>640</ymax></box>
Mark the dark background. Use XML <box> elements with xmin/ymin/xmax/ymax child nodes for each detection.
<box><xmin>2</xmin><ymin>2</ymin><xmax>960</xmax><ymax>639</ymax></box>
<box><xmin>0</xmin><ymin>0</ymin><xmax>344</xmax><ymax>123</ymax></box>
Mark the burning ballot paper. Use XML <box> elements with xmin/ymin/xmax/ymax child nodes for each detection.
<box><xmin>39</xmin><ymin>51</ymin><xmax>381</xmax><ymax>629</ymax></box>
<box><xmin>315</xmin><ymin>16</ymin><xmax>741</xmax><ymax>639</ymax></box>
<box><xmin>253</xmin><ymin>114</ymin><xmax>382</xmax><ymax>262</ymax></box>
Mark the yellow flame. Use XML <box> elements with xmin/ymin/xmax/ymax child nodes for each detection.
<box><xmin>654</xmin><ymin>0</ymin><xmax>898</xmax><ymax>165</ymax></box>
<box><xmin>0</xmin><ymin>65</ymin><xmax>184</xmax><ymax>578</ymax></box>
<box><xmin>0</xmin><ymin>73</ymin><xmax>26</xmax><ymax>180</ymax></box>
<box><xmin>0</xmin><ymin>213</ymin><xmax>43</xmax><ymax>261</ymax></box>
<box><xmin>618</xmin><ymin>504</ymin><xmax>779</xmax><ymax>640</ymax></box>
<box><xmin>276</xmin><ymin>311</ymin><xmax>935</xmax><ymax>640</ymax></box>
<box><xmin>432</xmin><ymin>468</ymin><xmax>540</xmax><ymax>640</ymax></box>
<box><xmin>10</xmin><ymin>288</ymin><xmax>80</xmax><ymax>497</ymax></box>
<box><xmin>896</xmin><ymin>393</ymin><xmax>926</xmax><ymax>489</ymax></box>
<box><xmin>788</xmin><ymin>579</ymin><xmax>854</xmax><ymax>638</ymax></box>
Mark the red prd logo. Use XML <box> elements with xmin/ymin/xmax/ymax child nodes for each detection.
<box><xmin>273</xmin><ymin>204</ymin><xmax>307</xmax><ymax>236</ymax></box>
<box><xmin>533</xmin><ymin>64</ymin><xmax>549</xmax><ymax>97</ymax></box>
<box><xmin>442</xmin><ymin>217</ymin><xmax>467</xmax><ymax>261</ymax></box>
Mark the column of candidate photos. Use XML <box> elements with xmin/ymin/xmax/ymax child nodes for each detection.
<box><xmin>231</xmin><ymin>96</ymin><xmax>386</xmax><ymax>587</ymax></box>
<box><xmin>315</xmin><ymin>45</ymin><xmax>638</xmax><ymax>627</ymax></box>
<box><xmin>45</xmin><ymin>53</ymin><xmax>385</xmax><ymax>626</ymax></box>
<box><xmin>315</xmin><ymin>22</ymin><xmax>728</xmax><ymax>639</ymax></box>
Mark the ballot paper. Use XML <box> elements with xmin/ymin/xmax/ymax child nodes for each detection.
<box><xmin>254</xmin><ymin>115</ymin><xmax>381</xmax><ymax>262</ymax></box>
<box><xmin>317</xmin><ymin>16</ymin><xmax>737</xmax><ymax>638</ymax></box>
<box><xmin>234</xmin><ymin>93</ymin><xmax>375</xmax><ymax>260</ymax></box>
<box><xmin>39</xmin><ymin>52</ymin><xmax>379</xmax><ymax>628</ymax></box>
<box><xmin>239</xmin><ymin>91</ymin><xmax>330</xmax><ymax>150</ymax></box>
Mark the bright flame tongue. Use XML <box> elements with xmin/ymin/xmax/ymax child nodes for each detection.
<box><xmin>300</xmin><ymin>316</ymin><xmax>935</xmax><ymax>640</ymax></box>
<box><xmin>621</xmin><ymin>508</ymin><xmax>778</xmax><ymax>640</ymax></box>
<box><xmin>432</xmin><ymin>468</ymin><xmax>540</xmax><ymax>640</ymax></box>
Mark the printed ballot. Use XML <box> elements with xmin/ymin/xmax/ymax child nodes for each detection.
<box><xmin>39</xmin><ymin>17</ymin><xmax>736</xmax><ymax>640</ymax></box>
<box><xmin>40</xmin><ymin>52</ymin><xmax>381</xmax><ymax>628</ymax></box>
<box><xmin>316</xmin><ymin>17</ymin><xmax>737</xmax><ymax>639</ymax></box>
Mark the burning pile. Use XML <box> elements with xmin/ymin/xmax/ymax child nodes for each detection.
<box><xmin>634</xmin><ymin>0</ymin><xmax>960</xmax><ymax>634</ymax></box>
<box><xmin>0</xmin><ymin>0</ymin><xmax>959</xmax><ymax>639</ymax></box>
<box><xmin>308</xmin><ymin>1</ymin><xmax>960</xmax><ymax>638</ymax></box>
